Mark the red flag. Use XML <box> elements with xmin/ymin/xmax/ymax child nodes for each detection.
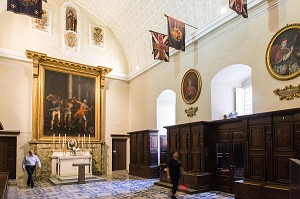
<box><xmin>167</xmin><ymin>16</ymin><xmax>185</xmax><ymax>51</ymax></box>
<box><xmin>151</xmin><ymin>31</ymin><xmax>169</xmax><ymax>62</ymax></box>
<box><xmin>229</xmin><ymin>0</ymin><xmax>248</xmax><ymax>18</ymax></box>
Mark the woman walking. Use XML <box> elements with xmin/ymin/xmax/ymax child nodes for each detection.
<box><xmin>166</xmin><ymin>151</ymin><xmax>183</xmax><ymax>199</ymax></box>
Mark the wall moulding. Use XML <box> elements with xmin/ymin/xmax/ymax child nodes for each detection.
<box><xmin>273</xmin><ymin>84</ymin><xmax>300</xmax><ymax>100</ymax></box>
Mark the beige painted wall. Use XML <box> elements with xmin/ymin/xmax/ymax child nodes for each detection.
<box><xmin>0</xmin><ymin>0</ymin><xmax>128</xmax><ymax>75</ymax></box>
<box><xmin>104</xmin><ymin>78</ymin><xmax>129</xmax><ymax>173</ymax></box>
<box><xmin>129</xmin><ymin>0</ymin><xmax>300</xmax><ymax>131</ymax></box>
<box><xmin>0</xmin><ymin>0</ymin><xmax>130</xmax><ymax>179</ymax></box>
<box><xmin>0</xmin><ymin>57</ymin><xmax>33</xmax><ymax>181</ymax></box>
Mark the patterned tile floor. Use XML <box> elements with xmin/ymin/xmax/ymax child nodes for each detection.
<box><xmin>7</xmin><ymin>171</ymin><xmax>235</xmax><ymax>199</ymax></box>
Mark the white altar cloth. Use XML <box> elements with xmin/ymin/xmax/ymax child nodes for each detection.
<box><xmin>51</xmin><ymin>150</ymin><xmax>92</xmax><ymax>179</ymax></box>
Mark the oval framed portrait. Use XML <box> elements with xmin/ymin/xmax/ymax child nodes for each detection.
<box><xmin>266</xmin><ymin>23</ymin><xmax>300</xmax><ymax>80</ymax></box>
<box><xmin>181</xmin><ymin>69</ymin><xmax>202</xmax><ymax>104</ymax></box>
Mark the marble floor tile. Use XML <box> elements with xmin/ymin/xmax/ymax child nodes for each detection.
<box><xmin>7</xmin><ymin>171</ymin><xmax>234</xmax><ymax>199</ymax></box>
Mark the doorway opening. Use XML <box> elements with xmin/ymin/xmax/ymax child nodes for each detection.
<box><xmin>156</xmin><ymin>90</ymin><xmax>176</xmax><ymax>164</ymax></box>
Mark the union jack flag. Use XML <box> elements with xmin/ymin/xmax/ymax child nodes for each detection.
<box><xmin>151</xmin><ymin>31</ymin><xmax>169</xmax><ymax>62</ymax></box>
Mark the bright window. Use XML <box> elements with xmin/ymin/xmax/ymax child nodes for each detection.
<box><xmin>235</xmin><ymin>86</ymin><xmax>252</xmax><ymax>116</ymax></box>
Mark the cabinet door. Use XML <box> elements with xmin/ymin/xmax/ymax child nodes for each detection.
<box><xmin>216</xmin><ymin>141</ymin><xmax>245</xmax><ymax>193</ymax></box>
<box><xmin>112</xmin><ymin>139</ymin><xmax>126</xmax><ymax>170</ymax></box>
<box><xmin>0</xmin><ymin>137</ymin><xmax>17</xmax><ymax>179</ymax></box>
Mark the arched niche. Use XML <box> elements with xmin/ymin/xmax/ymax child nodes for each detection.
<box><xmin>156</xmin><ymin>90</ymin><xmax>176</xmax><ymax>135</ymax></box>
<box><xmin>156</xmin><ymin>89</ymin><xmax>176</xmax><ymax>164</ymax></box>
<box><xmin>211</xmin><ymin>64</ymin><xmax>252</xmax><ymax>120</ymax></box>
<box><xmin>61</xmin><ymin>2</ymin><xmax>81</xmax><ymax>53</ymax></box>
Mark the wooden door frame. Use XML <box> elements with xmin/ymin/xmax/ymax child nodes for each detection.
<box><xmin>0</xmin><ymin>131</ymin><xmax>20</xmax><ymax>179</ymax></box>
<box><xmin>216</xmin><ymin>131</ymin><xmax>245</xmax><ymax>193</ymax></box>
<box><xmin>111</xmin><ymin>134</ymin><xmax>129</xmax><ymax>171</ymax></box>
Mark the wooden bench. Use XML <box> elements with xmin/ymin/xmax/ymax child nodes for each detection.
<box><xmin>235</xmin><ymin>180</ymin><xmax>289</xmax><ymax>199</ymax></box>
<box><xmin>0</xmin><ymin>172</ymin><xmax>9</xmax><ymax>199</ymax></box>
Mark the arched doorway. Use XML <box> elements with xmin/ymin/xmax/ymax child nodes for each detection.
<box><xmin>211</xmin><ymin>64</ymin><xmax>252</xmax><ymax>120</ymax></box>
<box><xmin>156</xmin><ymin>90</ymin><xmax>176</xmax><ymax>164</ymax></box>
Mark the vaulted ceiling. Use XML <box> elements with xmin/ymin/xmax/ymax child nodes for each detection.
<box><xmin>0</xmin><ymin>0</ymin><xmax>249</xmax><ymax>77</ymax></box>
<box><xmin>75</xmin><ymin>0</ymin><xmax>230</xmax><ymax>76</ymax></box>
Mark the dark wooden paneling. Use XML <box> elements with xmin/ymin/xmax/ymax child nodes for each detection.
<box><xmin>232</xmin><ymin>131</ymin><xmax>244</xmax><ymax>141</ymax></box>
<box><xmin>265</xmin><ymin>185</ymin><xmax>289</xmax><ymax>199</ymax></box>
<box><xmin>274</xmin><ymin>156</ymin><xmax>290</xmax><ymax>183</ymax></box>
<box><xmin>274</xmin><ymin>124</ymin><xmax>293</xmax><ymax>152</ymax></box>
<box><xmin>149</xmin><ymin>135</ymin><xmax>158</xmax><ymax>166</ymax></box>
<box><xmin>235</xmin><ymin>180</ymin><xmax>289</xmax><ymax>199</ymax></box>
<box><xmin>136</xmin><ymin>133</ymin><xmax>144</xmax><ymax>165</ymax></box>
<box><xmin>168</xmin><ymin>127</ymin><xmax>179</xmax><ymax>154</ymax></box>
<box><xmin>249</xmin><ymin>127</ymin><xmax>265</xmax><ymax>151</ymax></box>
<box><xmin>216</xmin><ymin>131</ymin><xmax>229</xmax><ymax>142</ymax></box>
<box><xmin>0</xmin><ymin>137</ymin><xmax>17</xmax><ymax>179</ymax></box>
<box><xmin>159</xmin><ymin>108</ymin><xmax>300</xmax><ymax>195</ymax></box>
<box><xmin>216</xmin><ymin>175</ymin><xmax>231</xmax><ymax>193</ymax></box>
<box><xmin>128</xmin><ymin>130</ymin><xmax>159</xmax><ymax>178</ymax></box>
<box><xmin>130</xmin><ymin>133</ymin><xmax>137</xmax><ymax>164</ymax></box>
<box><xmin>235</xmin><ymin>180</ymin><xmax>265</xmax><ymax>199</ymax></box>
<box><xmin>249</xmin><ymin>155</ymin><xmax>266</xmax><ymax>180</ymax></box>
<box><xmin>295</xmin><ymin>132</ymin><xmax>300</xmax><ymax>159</ymax></box>
<box><xmin>160</xmin><ymin>135</ymin><xmax>167</xmax><ymax>164</ymax></box>
<box><xmin>190</xmin><ymin>124</ymin><xmax>202</xmax><ymax>172</ymax></box>
<box><xmin>289</xmin><ymin>159</ymin><xmax>300</xmax><ymax>199</ymax></box>
<box><xmin>112</xmin><ymin>139</ymin><xmax>126</xmax><ymax>170</ymax></box>
<box><xmin>179</xmin><ymin>125</ymin><xmax>190</xmax><ymax>171</ymax></box>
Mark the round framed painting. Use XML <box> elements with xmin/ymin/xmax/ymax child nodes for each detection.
<box><xmin>181</xmin><ymin>69</ymin><xmax>202</xmax><ymax>104</ymax></box>
<box><xmin>266</xmin><ymin>24</ymin><xmax>300</xmax><ymax>80</ymax></box>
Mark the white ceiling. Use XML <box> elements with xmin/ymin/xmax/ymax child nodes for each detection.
<box><xmin>74</xmin><ymin>0</ymin><xmax>229</xmax><ymax>76</ymax></box>
<box><xmin>0</xmin><ymin>0</ymin><xmax>255</xmax><ymax>77</ymax></box>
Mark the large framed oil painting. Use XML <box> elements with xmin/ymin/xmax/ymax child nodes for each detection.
<box><xmin>266</xmin><ymin>24</ymin><xmax>300</xmax><ymax>80</ymax></box>
<box><xmin>26</xmin><ymin>50</ymin><xmax>112</xmax><ymax>142</ymax></box>
<box><xmin>44</xmin><ymin>70</ymin><xmax>95</xmax><ymax>136</ymax></box>
<box><xmin>181</xmin><ymin>69</ymin><xmax>202</xmax><ymax>104</ymax></box>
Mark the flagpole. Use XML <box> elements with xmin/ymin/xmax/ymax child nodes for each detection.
<box><xmin>164</xmin><ymin>14</ymin><xmax>198</xmax><ymax>29</ymax></box>
<box><xmin>149</xmin><ymin>30</ymin><xmax>168</xmax><ymax>35</ymax></box>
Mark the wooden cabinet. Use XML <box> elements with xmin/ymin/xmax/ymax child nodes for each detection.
<box><xmin>140</xmin><ymin>107</ymin><xmax>300</xmax><ymax>195</ymax></box>
<box><xmin>213</xmin><ymin>119</ymin><xmax>244</xmax><ymax>193</ymax></box>
<box><xmin>235</xmin><ymin>108</ymin><xmax>300</xmax><ymax>198</ymax></box>
<box><xmin>160</xmin><ymin>135</ymin><xmax>167</xmax><ymax>164</ymax></box>
<box><xmin>128</xmin><ymin>130</ymin><xmax>159</xmax><ymax>178</ymax></box>
<box><xmin>0</xmin><ymin>131</ymin><xmax>19</xmax><ymax>179</ymax></box>
<box><xmin>162</xmin><ymin>122</ymin><xmax>214</xmax><ymax>191</ymax></box>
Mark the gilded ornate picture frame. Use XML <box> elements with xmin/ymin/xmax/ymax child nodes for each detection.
<box><xmin>26</xmin><ymin>50</ymin><xmax>112</xmax><ymax>142</ymax></box>
<box><xmin>266</xmin><ymin>24</ymin><xmax>300</xmax><ymax>80</ymax></box>
<box><xmin>181</xmin><ymin>69</ymin><xmax>202</xmax><ymax>104</ymax></box>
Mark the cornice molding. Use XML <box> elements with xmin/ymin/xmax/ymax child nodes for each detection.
<box><xmin>26</xmin><ymin>50</ymin><xmax>112</xmax><ymax>75</ymax></box>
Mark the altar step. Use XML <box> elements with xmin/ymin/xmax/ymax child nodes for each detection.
<box><xmin>48</xmin><ymin>175</ymin><xmax>105</xmax><ymax>186</ymax></box>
